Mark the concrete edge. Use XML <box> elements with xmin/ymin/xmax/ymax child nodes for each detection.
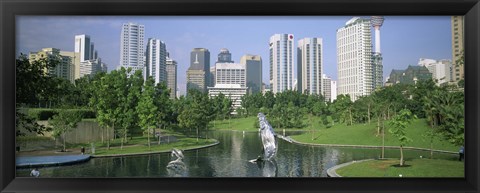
<box><xmin>276</xmin><ymin>134</ymin><xmax>457</xmax><ymax>154</ymax></box>
<box><xmin>91</xmin><ymin>139</ymin><xmax>220</xmax><ymax>158</ymax></box>
<box><xmin>326</xmin><ymin>159</ymin><xmax>374</xmax><ymax>177</ymax></box>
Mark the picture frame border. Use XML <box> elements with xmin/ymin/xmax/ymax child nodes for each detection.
<box><xmin>1</xmin><ymin>0</ymin><xmax>479</xmax><ymax>192</ymax></box>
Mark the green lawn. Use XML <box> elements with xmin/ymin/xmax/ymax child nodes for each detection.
<box><xmin>291</xmin><ymin>118</ymin><xmax>458</xmax><ymax>152</ymax></box>
<box><xmin>210</xmin><ymin>116</ymin><xmax>259</xmax><ymax>132</ymax></box>
<box><xmin>92</xmin><ymin>137</ymin><xmax>217</xmax><ymax>156</ymax></box>
<box><xmin>336</xmin><ymin>158</ymin><xmax>464</xmax><ymax>177</ymax></box>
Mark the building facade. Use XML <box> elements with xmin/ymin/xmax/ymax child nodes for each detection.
<box><xmin>418</xmin><ymin>58</ymin><xmax>453</xmax><ymax>85</ymax></box>
<box><xmin>166</xmin><ymin>56</ymin><xmax>177</xmax><ymax>99</ymax></box>
<box><xmin>75</xmin><ymin>34</ymin><xmax>91</xmax><ymax>62</ymax></box>
<box><xmin>240</xmin><ymin>54</ymin><xmax>262</xmax><ymax>94</ymax></box>
<box><xmin>215</xmin><ymin>63</ymin><xmax>246</xmax><ymax>87</ymax></box>
<box><xmin>387</xmin><ymin>65</ymin><xmax>432</xmax><ymax>85</ymax></box>
<box><xmin>337</xmin><ymin>17</ymin><xmax>373</xmax><ymax>101</ymax></box>
<box><xmin>217</xmin><ymin>48</ymin><xmax>234</xmax><ymax>63</ymax></box>
<box><xmin>322</xmin><ymin>74</ymin><xmax>331</xmax><ymax>102</ymax></box>
<box><xmin>269</xmin><ymin>34</ymin><xmax>294</xmax><ymax>94</ymax></box>
<box><xmin>119</xmin><ymin>23</ymin><xmax>145</xmax><ymax>76</ymax></box>
<box><xmin>208</xmin><ymin>84</ymin><xmax>247</xmax><ymax>114</ymax></box>
<box><xmin>29</xmin><ymin>48</ymin><xmax>79</xmax><ymax>83</ymax></box>
<box><xmin>297</xmin><ymin>37</ymin><xmax>323</xmax><ymax>95</ymax></box>
<box><xmin>146</xmin><ymin>38</ymin><xmax>167</xmax><ymax>84</ymax></box>
<box><xmin>187</xmin><ymin>48</ymin><xmax>210</xmax><ymax>93</ymax></box>
<box><xmin>451</xmin><ymin>16</ymin><xmax>464</xmax><ymax>83</ymax></box>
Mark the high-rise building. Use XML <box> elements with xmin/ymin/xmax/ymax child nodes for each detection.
<box><xmin>79</xmin><ymin>59</ymin><xmax>105</xmax><ymax>78</ymax></box>
<box><xmin>119</xmin><ymin>22</ymin><xmax>145</xmax><ymax>75</ymax></box>
<box><xmin>331</xmin><ymin>80</ymin><xmax>337</xmax><ymax>102</ymax></box>
<box><xmin>146</xmin><ymin>38</ymin><xmax>167</xmax><ymax>84</ymax></box>
<box><xmin>240</xmin><ymin>54</ymin><xmax>262</xmax><ymax>94</ymax></box>
<box><xmin>187</xmin><ymin>48</ymin><xmax>210</xmax><ymax>93</ymax></box>
<box><xmin>418</xmin><ymin>58</ymin><xmax>453</xmax><ymax>85</ymax></box>
<box><xmin>451</xmin><ymin>16</ymin><xmax>464</xmax><ymax>82</ymax></box>
<box><xmin>217</xmin><ymin>48</ymin><xmax>234</xmax><ymax>63</ymax></box>
<box><xmin>210</xmin><ymin>66</ymin><xmax>216</xmax><ymax>87</ymax></box>
<box><xmin>337</xmin><ymin>17</ymin><xmax>373</xmax><ymax>101</ymax></box>
<box><xmin>322</xmin><ymin>74</ymin><xmax>331</xmax><ymax>102</ymax></box>
<box><xmin>215</xmin><ymin>63</ymin><xmax>246</xmax><ymax>86</ymax></box>
<box><xmin>166</xmin><ymin>55</ymin><xmax>177</xmax><ymax>99</ymax></box>
<box><xmin>29</xmin><ymin>48</ymin><xmax>79</xmax><ymax>83</ymax></box>
<box><xmin>208</xmin><ymin>62</ymin><xmax>248</xmax><ymax>114</ymax></box>
<box><xmin>269</xmin><ymin>34</ymin><xmax>294</xmax><ymax>94</ymax></box>
<box><xmin>74</xmin><ymin>34</ymin><xmax>91</xmax><ymax>62</ymax></box>
<box><xmin>297</xmin><ymin>37</ymin><xmax>323</xmax><ymax>95</ymax></box>
<box><xmin>371</xmin><ymin>16</ymin><xmax>385</xmax><ymax>90</ymax></box>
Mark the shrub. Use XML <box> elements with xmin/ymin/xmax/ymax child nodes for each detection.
<box><xmin>27</xmin><ymin>108</ymin><xmax>96</xmax><ymax>120</ymax></box>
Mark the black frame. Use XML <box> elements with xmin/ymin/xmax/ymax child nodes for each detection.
<box><xmin>1</xmin><ymin>0</ymin><xmax>479</xmax><ymax>192</ymax></box>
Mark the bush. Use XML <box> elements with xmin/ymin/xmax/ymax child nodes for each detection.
<box><xmin>27</xmin><ymin>108</ymin><xmax>58</xmax><ymax>120</ymax></box>
<box><xmin>27</xmin><ymin>108</ymin><xmax>96</xmax><ymax>120</ymax></box>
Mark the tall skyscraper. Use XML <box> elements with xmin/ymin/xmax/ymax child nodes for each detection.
<box><xmin>371</xmin><ymin>16</ymin><xmax>384</xmax><ymax>90</ymax></box>
<box><xmin>297</xmin><ymin>37</ymin><xmax>323</xmax><ymax>95</ymax></box>
<box><xmin>74</xmin><ymin>34</ymin><xmax>91</xmax><ymax>62</ymax></box>
<box><xmin>322</xmin><ymin>74</ymin><xmax>332</xmax><ymax>102</ymax></box>
<box><xmin>337</xmin><ymin>17</ymin><xmax>373</xmax><ymax>101</ymax></box>
<box><xmin>187</xmin><ymin>48</ymin><xmax>210</xmax><ymax>93</ymax></box>
<box><xmin>166</xmin><ymin>55</ymin><xmax>177</xmax><ymax>99</ymax></box>
<box><xmin>451</xmin><ymin>16</ymin><xmax>464</xmax><ymax>82</ymax></box>
<box><xmin>217</xmin><ymin>48</ymin><xmax>234</xmax><ymax>63</ymax></box>
<box><xmin>269</xmin><ymin>34</ymin><xmax>294</xmax><ymax>94</ymax></box>
<box><xmin>240</xmin><ymin>54</ymin><xmax>262</xmax><ymax>94</ymax></box>
<box><xmin>215</xmin><ymin>63</ymin><xmax>246</xmax><ymax>86</ymax></box>
<box><xmin>119</xmin><ymin>22</ymin><xmax>145</xmax><ymax>75</ymax></box>
<box><xmin>146</xmin><ymin>38</ymin><xmax>167</xmax><ymax>84</ymax></box>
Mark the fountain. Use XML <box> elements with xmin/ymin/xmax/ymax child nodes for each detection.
<box><xmin>251</xmin><ymin>113</ymin><xmax>277</xmax><ymax>162</ymax></box>
<box><xmin>166</xmin><ymin>148</ymin><xmax>187</xmax><ymax>177</ymax></box>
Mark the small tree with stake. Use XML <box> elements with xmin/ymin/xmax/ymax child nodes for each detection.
<box><xmin>389</xmin><ymin>109</ymin><xmax>416</xmax><ymax>166</ymax></box>
<box><xmin>49</xmin><ymin>109</ymin><xmax>82</xmax><ymax>152</ymax></box>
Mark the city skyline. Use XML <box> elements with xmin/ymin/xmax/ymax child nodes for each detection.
<box><xmin>16</xmin><ymin>16</ymin><xmax>453</xmax><ymax>95</ymax></box>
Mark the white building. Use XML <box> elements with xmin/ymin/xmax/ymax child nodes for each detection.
<box><xmin>418</xmin><ymin>58</ymin><xmax>453</xmax><ymax>85</ymax></box>
<box><xmin>119</xmin><ymin>23</ymin><xmax>145</xmax><ymax>76</ymax></box>
<box><xmin>146</xmin><ymin>38</ymin><xmax>167</xmax><ymax>84</ymax></box>
<box><xmin>208</xmin><ymin>84</ymin><xmax>248</xmax><ymax>114</ymax></box>
<box><xmin>215</xmin><ymin>63</ymin><xmax>246</xmax><ymax>87</ymax></box>
<box><xmin>337</xmin><ymin>17</ymin><xmax>373</xmax><ymax>101</ymax></box>
<box><xmin>331</xmin><ymin>80</ymin><xmax>338</xmax><ymax>102</ymax></box>
<box><xmin>75</xmin><ymin>34</ymin><xmax>91</xmax><ymax>62</ymax></box>
<box><xmin>297</xmin><ymin>37</ymin><xmax>323</xmax><ymax>95</ymax></box>
<box><xmin>322</xmin><ymin>74</ymin><xmax>332</xmax><ymax>102</ymax></box>
<box><xmin>269</xmin><ymin>34</ymin><xmax>294</xmax><ymax>94</ymax></box>
<box><xmin>79</xmin><ymin>59</ymin><xmax>106</xmax><ymax>78</ymax></box>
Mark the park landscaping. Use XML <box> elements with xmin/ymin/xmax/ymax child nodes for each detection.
<box><xmin>335</xmin><ymin>158</ymin><xmax>464</xmax><ymax>177</ymax></box>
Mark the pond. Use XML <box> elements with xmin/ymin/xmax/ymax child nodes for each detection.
<box><xmin>16</xmin><ymin>130</ymin><xmax>457</xmax><ymax>177</ymax></box>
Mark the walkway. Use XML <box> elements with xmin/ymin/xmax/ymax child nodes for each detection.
<box><xmin>16</xmin><ymin>154</ymin><xmax>91</xmax><ymax>168</ymax></box>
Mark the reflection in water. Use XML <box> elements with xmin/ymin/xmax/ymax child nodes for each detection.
<box><xmin>15</xmin><ymin>130</ymin><xmax>458</xmax><ymax>178</ymax></box>
<box><xmin>255</xmin><ymin>159</ymin><xmax>277</xmax><ymax>177</ymax></box>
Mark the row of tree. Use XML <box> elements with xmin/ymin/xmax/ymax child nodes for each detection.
<box><xmin>239</xmin><ymin>79</ymin><xmax>464</xmax><ymax>147</ymax></box>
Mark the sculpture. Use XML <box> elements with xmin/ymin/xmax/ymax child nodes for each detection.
<box><xmin>166</xmin><ymin>148</ymin><xmax>187</xmax><ymax>177</ymax></box>
<box><xmin>254</xmin><ymin>113</ymin><xmax>277</xmax><ymax>161</ymax></box>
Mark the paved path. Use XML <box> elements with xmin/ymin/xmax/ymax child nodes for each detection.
<box><xmin>326</xmin><ymin>159</ymin><xmax>374</xmax><ymax>177</ymax></box>
<box><xmin>16</xmin><ymin>154</ymin><xmax>91</xmax><ymax>168</ymax></box>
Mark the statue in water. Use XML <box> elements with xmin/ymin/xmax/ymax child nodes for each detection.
<box><xmin>252</xmin><ymin>113</ymin><xmax>277</xmax><ymax>162</ymax></box>
<box><xmin>166</xmin><ymin>148</ymin><xmax>187</xmax><ymax>177</ymax></box>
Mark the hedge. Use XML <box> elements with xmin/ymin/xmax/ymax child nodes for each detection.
<box><xmin>27</xmin><ymin>108</ymin><xmax>96</xmax><ymax>120</ymax></box>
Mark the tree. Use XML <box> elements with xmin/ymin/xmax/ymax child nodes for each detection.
<box><xmin>153</xmin><ymin>81</ymin><xmax>172</xmax><ymax>144</ymax></box>
<box><xmin>49</xmin><ymin>109</ymin><xmax>82</xmax><ymax>152</ymax></box>
<box><xmin>137</xmin><ymin>77</ymin><xmax>158</xmax><ymax>150</ymax></box>
<box><xmin>389</xmin><ymin>109</ymin><xmax>416</xmax><ymax>166</ymax></box>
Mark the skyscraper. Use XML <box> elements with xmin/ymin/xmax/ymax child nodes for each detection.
<box><xmin>451</xmin><ymin>16</ymin><xmax>464</xmax><ymax>82</ymax></box>
<box><xmin>29</xmin><ymin>48</ymin><xmax>79</xmax><ymax>83</ymax></box>
<box><xmin>337</xmin><ymin>17</ymin><xmax>373</xmax><ymax>101</ymax></box>
<box><xmin>166</xmin><ymin>55</ymin><xmax>177</xmax><ymax>99</ymax></box>
<box><xmin>217</xmin><ymin>48</ymin><xmax>234</xmax><ymax>63</ymax></box>
<box><xmin>269</xmin><ymin>34</ymin><xmax>294</xmax><ymax>94</ymax></box>
<box><xmin>146</xmin><ymin>38</ymin><xmax>167</xmax><ymax>84</ymax></box>
<box><xmin>187</xmin><ymin>48</ymin><xmax>210</xmax><ymax>93</ymax></box>
<box><xmin>74</xmin><ymin>34</ymin><xmax>91</xmax><ymax>62</ymax></box>
<box><xmin>371</xmin><ymin>16</ymin><xmax>384</xmax><ymax>90</ymax></box>
<box><xmin>297</xmin><ymin>37</ymin><xmax>323</xmax><ymax>95</ymax></box>
<box><xmin>240</xmin><ymin>54</ymin><xmax>262</xmax><ymax>94</ymax></box>
<box><xmin>119</xmin><ymin>22</ymin><xmax>145</xmax><ymax>75</ymax></box>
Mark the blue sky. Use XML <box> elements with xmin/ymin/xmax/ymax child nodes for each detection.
<box><xmin>16</xmin><ymin>16</ymin><xmax>452</xmax><ymax>95</ymax></box>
